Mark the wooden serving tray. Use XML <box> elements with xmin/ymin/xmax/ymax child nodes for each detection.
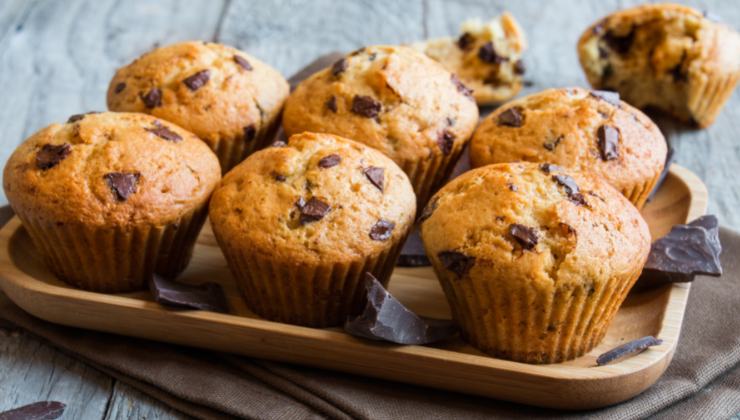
<box><xmin>0</xmin><ymin>164</ymin><xmax>707</xmax><ymax>410</ymax></box>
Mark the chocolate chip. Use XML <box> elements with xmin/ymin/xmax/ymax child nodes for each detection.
<box><xmin>36</xmin><ymin>143</ymin><xmax>72</xmax><ymax>170</ymax></box>
<box><xmin>497</xmin><ymin>106</ymin><xmax>524</xmax><ymax>127</ymax></box>
<box><xmin>670</xmin><ymin>52</ymin><xmax>688</xmax><ymax>82</ymax></box>
<box><xmin>331</xmin><ymin>58</ymin><xmax>348</xmax><ymax>77</ymax></box>
<box><xmin>114</xmin><ymin>82</ymin><xmax>126</xmax><ymax>93</ymax></box>
<box><xmin>363</xmin><ymin>166</ymin><xmax>384</xmax><ymax>192</ymax></box>
<box><xmin>478</xmin><ymin>41</ymin><xmax>505</xmax><ymax>64</ymax></box>
<box><xmin>543</xmin><ymin>135</ymin><xmax>563</xmax><ymax>151</ymax></box>
<box><xmin>149</xmin><ymin>274</ymin><xmax>229</xmax><ymax>313</ymax></box>
<box><xmin>451</xmin><ymin>74</ymin><xmax>474</xmax><ymax>100</ymax></box>
<box><xmin>601</xmin><ymin>64</ymin><xmax>614</xmax><ymax>81</ymax></box>
<box><xmin>597</xmin><ymin>125</ymin><xmax>620</xmax><ymax>161</ymax></box>
<box><xmin>539</xmin><ymin>163</ymin><xmax>562</xmax><ymax>174</ymax></box>
<box><xmin>104</xmin><ymin>172</ymin><xmax>141</xmax><ymax>201</ymax></box>
<box><xmin>145</xmin><ymin>122</ymin><xmax>182</xmax><ymax>142</ymax></box>
<box><xmin>508</xmin><ymin>224</ymin><xmax>538</xmax><ymax>250</ymax></box>
<box><xmin>513</xmin><ymin>59</ymin><xmax>526</xmax><ymax>75</ymax></box>
<box><xmin>457</xmin><ymin>32</ymin><xmax>474</xmax><ymax>50</ymax></box>
<box><xmin>507</xmin><ymin>183</ymin><xmax>518</xmax><ymax>192</ymax></box>
<box><xmin>0</xmin><ymin>401</ymin><xmax>66</xmax><ymax>420</ymax></box>
<box><xmin>297</xmin><ymin>197</ymin><xmax>330</xmax><ymax>224</ymax></box>
<box><xmin>243</xmin><ymin>124</ymin><xmax>256</xmax><ymax>142</ymax></box>
<box><xmin>325</xmin><ymin>96</ymin><xmax>338</xmax><ymax>112</ymax></box>
<box><xmin>274</xmin><ymin>173</ymin><xmax>287</xmax><ymax>182</ymax></box>
<box><xmin>437</xmin><ymin>130</ymin><xmax>455</xmax><ymax>155</ymax></box>
<box><xmin>590</xmin><ymin>90</ymin><xmax>620</xmax><ymax>106</ymax></box>
<box><xmin>438</xmin><ymin>251</ymin><xmax>475</xmax><ymax>278</ymax></box>
<box><xmin>183</xmin><ymin>69</ymin><xmax>210</xmax><ymax>91</ymax></box>
<box><xmin>351</xmin><ymin>95</ymin><xmax>382</xmax><ymax>118</ymax></box>
<box><xmin>141</xmin><ymin>88</ymin><xmax>162</xmax><ymax>108</ymax></box>
<box><xmin>552</xmin><ymin>174</ymin><xmax>588</xmax><ymax>206</ymax></box>
<box><xmin>318</xmin><ymin>154</ymin><xmax>341</xmax><ymax>168</ymax></box>
<box><xmin>419</xmin><ymin>198</ymin><xmax>438</xmax><ymax>223</ymax></box>
<box><xmin>233</xmin><ymin>55</ymin><xmax>253</xmax><ymax>71</ymax></box>
<box><xmin>596</xmin><ymin>336</ymin><xmax>663</xmax><ymax>366</ymax></box>
<box><xmin>598</xmin><ymin>45</ymin><xmax>609</xmax><ymax>59</ymax></box>
<box><xmin>369</xmin><ymin>219</ymin><xmax>395</xmax><ymax>241</ymax></box>
<box><xmin>67</xmin><ymin>114</ymin><xmax>85</xmax><ymax>123</ymax></box>
<box><xmin>603</xmin><ymin>28</ymin><xmax>634</xmax><ymax>55</ymax></box>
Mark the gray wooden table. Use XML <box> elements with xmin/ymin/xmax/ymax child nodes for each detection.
<box><xmin>0</xmin><ymin>0</ymin><xmax>737</xmax><ymax>418</ymax></box>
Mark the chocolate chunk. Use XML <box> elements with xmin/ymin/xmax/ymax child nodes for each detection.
<box><xmin>141</xmin><ymin>88</ymin><xmax>162</xmax><ymax>108</ymax></box>
<box><xmin>603</xmin><ymin>28</ymin><xmax>635</xmax><ymax>55</ymax></box>
<box><xmin>597</xmin><ymin>125</ymin><xmax>620</xmax><ymax>161</ymax></box>
<box><xmin>507</xmin><ymin>183</ymin><xmax>518</xmax><ymax>192</ymax></box>
<box><xmin>508</xmin><ymin>223</ymin><xmax>538</xmax><ymax>250</ymax></box>
<box><xmin>369</xmin><ymin>219</ymin><xmax>395</xmax><ymax>241</ymax></box>
<box><xmin>638</xmin><ymin>215</ymin><xmax>722</xmax><ymax>287</ymax></box>
<box><xmin>114</xmin><ymin>82</ymin><xmax>126</xmax><ymax>93</ymax></box>
<box><xmin>457</xmin><ymin>32</ymin><xmax>474</xmax><ymax>50</ymax></box>
<box><xmin>363</xmin><ymin>166</ymin><xmax>384</xmax><ymax>192</ymax></box>
<box><xmin>552</xmin><ymin>174</ymin><xmax>588</xmax><ymax>206</ymax></box>
<box><xmin>0</xmin><ymin>401</ymin><xmax>66</xmax><ymax>420</ymax></box>
<box><xmin>243</xmin><ymin>124</ymin><xmax>256</xmax><ymax>142</ymax></box>
<box><xmin>437</xmin><ymin>130</ymin><xmax>455</xmax><ymax>155</ymax></box>
<box><xmin>513</xmin><ymin>59</ymin><xmax>526</xmax><ymax>75</ymax></box>
<box><xmin>298</xmin><ymin>197</ymin><xmax>331</xmax><ymax>224</ymax></box>
<box><xmin>670</xmin><ymin>52</ymin><xmax>688</xmax><ymax>82</ymax></box>
<box><xmin>183</xmin><ymin>69</ymin><xmax>210</xmax><ymax>91</ymax></box>
<box><xmin>438</xmin><ymin>251</ymin><xmax>475</xmax><ymax>278</ymax></box>
<box><xmin>451</xmin><ymin>74</ymin><xmax>474</xmax><ymax>100</ymax></box>
<box><xmin>539</xmin><ymin>163</ymin><xmax>562</xmax><ymax>174</ymax></box>
<box><xmin>325</xmin><ymin>96</ymin><xmax>338</xmax><ymax>112</ymax></box>
<box><xmin>318</xmin><ymin>154</ymin><xmax>341</xmax><ymax>168</ymax></box>
<box><xmin>478</xmin><ymin>41</ymin><xmax>505</xmax><ymax>64</ymax></box>
<box><xmin>543</xmin><ymin>135</ymin><xmax>563</xmax><ymax>151</ymax></box>
<box><xmin>331</xmin><ymin>58</ymin><xmax>348</xmax><ymax>77</ymax></box>
<box><xmin>419</xmin><ymin>197</ymin><xmax>438</xmax><ymax>223</ymax></box>
<box><xmin>497</xmin><ymin>107</ymin><xmax>524</xmax><ymax>127</ymax></box>
<box><xmin>36</xmin><ymin>143</ymin><xmax>71</xmax><ymax>170</ymax></box>
<box><xmin>398</xmin><ymin>230</ymin><xmax>430</xmax><ymax>267</ymax></box>
<box><xmin>145</xmin><ymin>122</ymin><xmax>182</xmax><ymax>142</ymax></box>
<box><xmin>67</xmin><ymin>114</ymin><xmax>85</xmax><ymax>123</ymax></box>
<box><xmin>601</xmin><ymin>64</ymin><xmax>614</xmax><ymax>81</ymax></box>
<box><xmin>596</xmin><ymin>336</ymin><xmax>663</xmax><ymax>366</ymax></box>
<box><xmin>344</xmin><ymin>273</ymin><xmax>457</xmax><ymax>345</ymax></box>
<box><xmin>149</xmin><ymin>275</ymin><xmax>228</xmax><ymax>313</ymax></box>
<box><xmin>273</xmin><ymin>173</ymin><xmax>287</xmax><ymax>182</ymax></box>
<box><xmin>590</xmin><ymin>90</ymin><xmax>620</xmax><ymax>106</ymax></box>
<box><xmin>351</xmin><ymin>95</ymin><xmax>382</xmax><ymax>118</ymax></box>
<box><xmin>233</xmin><ymin>54</ymin><xmax>253</xmax><ymax>71</ymax></box>
<box><xmin>104</xmin><ymin>172</ymin><xmax>141</xmax><ymax>201</ymax></box>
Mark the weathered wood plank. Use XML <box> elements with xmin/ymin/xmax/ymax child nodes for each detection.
<box><xmin>104</xmin><ymin>382</ymin><xmax>190</xmax><ymax>420</ymax></box>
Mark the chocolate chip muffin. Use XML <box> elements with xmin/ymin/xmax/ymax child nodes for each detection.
<box><xmin>282</xmin><ymin>45</ymin><xmax>479</xmax><ymax>207</ymax></box>
<box><xmin>3</xmin><ymin>112</ymin><xmax>221</xmax><ymax>292</ymax></box>
<box><xmin>107</xmin><ymin>41</ymin><xmax>289</xmax><ymax>172</ymax></box>
<box><xmin>209</xmin><ymin>132</ymin><xmax>416</xmax><ymax>327</ymax></box>
<box><xmin>413</xmin><ymin>13</ymin><xmax>528</xmax><ymax>106</ymax></box>
<box><xmin>578</xmin><ymin>3</ymin><xmax>740</xmax><ymax>127</ymax></box>
<box><xmin>469</xmin><ymin>87</ymin><xmax>667</xmax><ymax>209</ymax></box>
<box><xmin>420</xmin><ymin>162</ymin><xmax>651</xmax><ymax>364</ymax></box>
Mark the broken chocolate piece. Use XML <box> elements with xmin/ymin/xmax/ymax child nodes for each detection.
<box><xmin>345</xmin><ymin>273</ymin><xmax>457</xmax><ymax>345</ymax></box>
<box><xmin>451</xmin><ymin>74</ymin><xmax>474</xmax><ymax>100</ymax></box>
<box><xmin>363</xmin><ymin>166</ymin><xmax>384</xmax><ymax>192</ymax></box>
<box><xmin>497</xmin><ymin>107</ymin><xmax>524</xmax><ymax>127</ymax></box>
<box><xmin>398</xmin><ymin>230</ymin><xmax>431</xmax><ymax>267</ymax></box>
<box><xmin>508</xmin><ymin>223</ymin><xmax>538</xmax><ymax>250</ymax></box>
<box><xmin>539</xmin><ymin>163</ymin><xmax>563</xmax><ymax>174</ymax></box>
<box><xmin>318</xmin><ymin>154</ymin><xmax>341</xmax><ymax>168</ymax></box>
<box><xmin>552</xmin><ymin>174</ymin><xmax>588</xmax><ymax>206</ymax></box>
<box><xmin>596</xmin><ymin>336</ymin><xmax>663</xmax><ymax>366</ymax></box>
<box><xmin>183</xmin><ymin>69</ymin><xmax>210</xmax><ymax>91</ymax></box>
<box><xmin>597</xmin><ymin>125</ymin><xmax>619</xmax><ymax>161</ymax></box>
<box><xmin>351</xmin><ymin>95</ymin><xmax>382</xmax><ymax>118</ymax></box>
<box><xmin>437</xmin><ymin>130</ymin><xmax>455</xmax><ymax>155</ymax></box>
<box><xmin>145</xmin><ymin>122</ymin><xmax>182</xmax><ymax>142</ymax></box>
<box><xmin>638</xmin><ymin>215</ymin><xmax>722</xmax><ymax>287</ymax></box>
<box><xmin>603</xmin><ymin>28</ymin><xmax>635</xmax><ymax>55</ymax></box>
<box><xmin>233</xmin><ymin>55</ymin><xmax>253</xmax><ymax>71</ymax></box>
<box><xmin>543</xmin><ymin>136</ymin><xmax>563</xmax><ymax>151</ymax></box>
<box><xmin>114</xmin><ymin>82</ymin><xmax>126</xmax><ymax>93</ymax></box>
<box><xmin>141</xmin><ymin>88</ymin><xmax>162</xmax><ymax>108</ymax></box>
<box><xmin>298</xmin><ymin>197</ymin><xmax>331</xmax><ymax>224</ymax></box>
<box><xmin>104</xmin><ymin>172</ymin><xmax>141</xmax><ymax>201</ymax></box>
<box><xmin>0</xmin><ymin>401</ymin><xmax>66</xmax><ymax>420</ymax></box>
<box><xmin>243</xmin><ymin>124</ymin><xmax>257</xmax><ymax>141</ymax></box>
<box><xmin>36</xmin><ymin>143</ymin><xmax>71</xmax><ymax>170</ymax></box>
<box><xmin>438</xmin><ymin>250</ymin><xmax>475</xmax><ymax>278</ymax></box>
<box><xmin>590</xmin><ymin>90</ymin><xmax>620</xmax><ymax>106</ymax></box>
<box><xmin>478</xmin><ymin>42</ymin><xmax>505</xmax><ymax>64</ymax></box>
<box><xmin>369</xmin><ymin>219</ymin><xmax>395</xmax><ymax>241</ymax></box>
<box><xmin>149</xmin><ymin>275</ymin><xmax>228</xmax><ymax>313</ymax></box>
<box><xmin>331</xmin><ymin>58</ymin><xmax>348</xmax><ymax>77</ymax></box>
<box><xmin>457</xmin><ymin>32</ymin><xmax>474</xmax><ymax>50</ymax></box>
<box><xmin>513</xmin><ymin>60</ymin><xmax>526</xmax><ymax>75</ymax></box>
<box><xmin>325</xmin><ymin>96</ymin><xmax>338</xmax><ymax>112</ymax></box>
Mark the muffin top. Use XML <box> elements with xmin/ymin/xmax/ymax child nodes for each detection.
<box><xmin>421</xmin><ymin>162</ymin><xmax>651</xmax><ymax>289</ymax></box>
<box><xmin>282</xmin><ymin>45</ymin><xmax>479</xmax><ymax>168</ymax></box>
<box><xmin>209</xmin><ymin>132</ymin><xmax>416</xmax><ymax>264</ymax></box>
<box><xmin>107</xmin><ymin>41</ymin><xmax>289</xmax><ymax>148</ymax></box>
<box><xmin>3</xmin><ymin>112</ymin><xmax>221</xmax><ymax>226</ymax></box>
<box><xmin>470</xmin><ymin>87</ymin><xmax>667</xmax><ymax>198</ymax></box>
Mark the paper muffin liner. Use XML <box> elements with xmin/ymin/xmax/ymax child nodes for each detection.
<box><xmin>216</xmin><ymin>233</ymin><xmax>407</xmax><ymax>327</ymax></box>
<box><xmin>211</xmin><ymin>113</ymin><xmax>283</xmax><ymax>174</ymax></box>
<box><xmin>437</xmin><ymin>262</ymin><xmax>643</xmax><ymax>364</ymax></box>
<box><xmin>402</xmin><ymin>143</ymin><xmax>467</xmax><ymax>209</ymax></box>
<box><xmin>687</xmin><ymin>65</ymin><xmax>739</xmax><ymax>128</ymax></box>
<box><xmin>13</xmin><ymin>203</ymin><xmax>209</xmax><ymax>293</ymax></box>
<box><xmin>621</xmin><ymin>169</ymin><xmax>663</xmax><ymax>210</ymax></box>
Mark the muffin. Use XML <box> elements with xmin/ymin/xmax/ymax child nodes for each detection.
<box><xmin>420</xmin><ymin>162</ymin><xmax>651</xmax><ymax>364</ymax></box>
<box><xmin>469</xmin><ymin>87</ymin><xmax>667</xmax><ymax>209</ymax></box>
<box><xmin>413</xmin><ymin>13</ymin><xmax>528</xmax><ymax>106</ymax></box>
<box><xmin>282</xmin><ymin>45</ymin><xmax>479</xmax><ymax>207</ymax></box>
<box><xmin>209</xmin><ymin>132</ymin><xmax>416</xmax><ymax>327</ymax></box>
<box><xmin>577</xmin><ymin>3</ymin><xmax>740</xmax><ymax>127</ymax></box>
<box><xmin>3</xmin><ymin>112</ymin><xmax>221</xmax><ymax>292</ymax></box>
<box><xmin>107</xmin><ymin>41</ymin><xmax>289</xmax><ymax>172</ymax></box>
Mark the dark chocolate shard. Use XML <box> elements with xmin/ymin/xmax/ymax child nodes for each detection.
<box><xmin>351</xmin><ymin>95</ymin><xmax>382</xmax><ymax>118</ymax></box>
<box><xmin>363</xmin><ymin>166</ymin><xmax>384</xmax><ymax>192</ymax></box>
<box><xmin>638</xmin><ymin>215</ymin><xmax>722</xmax><ymax>287</ymax></box>
<box><xmin>243</xmin><ymin>124</ymin><xmax>257</xmax><ymax>141</ymax></box>
<box><xmin>114</xmin><ymin>82</ymin><xmax>127</xmax><ymax>93</ymax></box>
<box><xmin>318</xmin><ymin>153</ymin><xmax>341</xmax><ymax>168</ymax></box>
<box><xmin>457</xmin><ymin>32</ymin><xmax>474</xmax><ymax>50</ymax></box>
<box><xmin>183</xmin><ymin>69</ymin><xmax>210</xmax><ymax>91</ymax></box>
<box><xmin>298</xmin><ymin>197</ymin><xmax>331</xmax><ymax>224</ymax></box>
<box><xmin>590</xmin><ymin>90</ymin><xmax>620</xmax><ymax>106</ymax></box>
<box><xmin>149</xmin><ymin>275</ymin><xmax>228</xmax><ymax>313</ymax></box>
<box><xmin>543</xmin><ymin>135</ymin><xmax>563</xmax><ymax>151</ymax></box>
<box><xmin>596</xmin><ymin>336</ymin><xmax>663</xmax><ymax>366</ymax></box>
<box><xmin>233</xmin><ymin>54</ymin><xmax>253</xmax><ymax>71</ymax></box>
<box><xmin>344</xmin><ymin>273</ymin><xmax>457</xmax><ymax>345</ymax></box>
<box><xmin>36</xmin><ymin>143</ymin><xmax>71</xmax><ymax>170</ymax></box>
<box><xmin>325</xmin><ymin>95</ymin><xmax>338</xmax><ymax>112</ymax></box>
<box><xmin>331</xmin><ymin>58</ymin><xmax>348</xmax><ymax>77</ymax></box>
<box><xmin>497</xmin><ymin>107</ymin><xmax>524</xmax><ymax>127</ymax></box>
<box><xmin>145</xmin><ymin>122</ymin><xmax>183</xmax><ymax>142</ymax></box>
<box><xmin>369</xmin><ymin>219</ymin><xmax>395</xmax><ymax>241</ymax></box>
<box><xmin>478</xmin><ymin>41</ymin><xmax>505</xmax><ymax>64</ymax></box>
<box><xmin>438</xmin><ymin>250</ymin><xmax>475</xmax><ymax>278</ymax></box>
<box><xmin>141</xmin><ymin>87</ymin><xmax>162</xmax><ymax>108</ymax></box>
<box><xmin>451</xmin><ymin>74</ymin><xmax>474</xmax><ymax>100</ymax></box>
<box><xmin>437</xmin><ymin>129</ymin><xmax>455</xmax><ymax>155</ymax></box>
<box><xmin>597</xmin><ymin>125</ymin><xmax>620</xmax><ymax>161</ymax></box>
<box><xmin>552</xmin><ymin>174</ymin><xmax>588</xmax><ymax>206</ymax></box>
<box><xmin>104</xmin><ymin>172</ymin><xmax>141</xmax><ymax>201</ymax></box>
<box><xmin>508</xmin><ymin>223</ymin><xmax>538</xmax><ymax>250</ymax></box>
<box><xmin>539</xmin><ymin>163</ymin><xmax>563</xmax><ymax>174</ymax></box>
<box><xmin>0</xmin><ymin>401</ymin><xmax>66</xmax><ymax>420</ymax></box>
<box><xmin>513</xmin><ymin>59</ymin><xmax>526</xmax><ymax>75</ymax></box>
